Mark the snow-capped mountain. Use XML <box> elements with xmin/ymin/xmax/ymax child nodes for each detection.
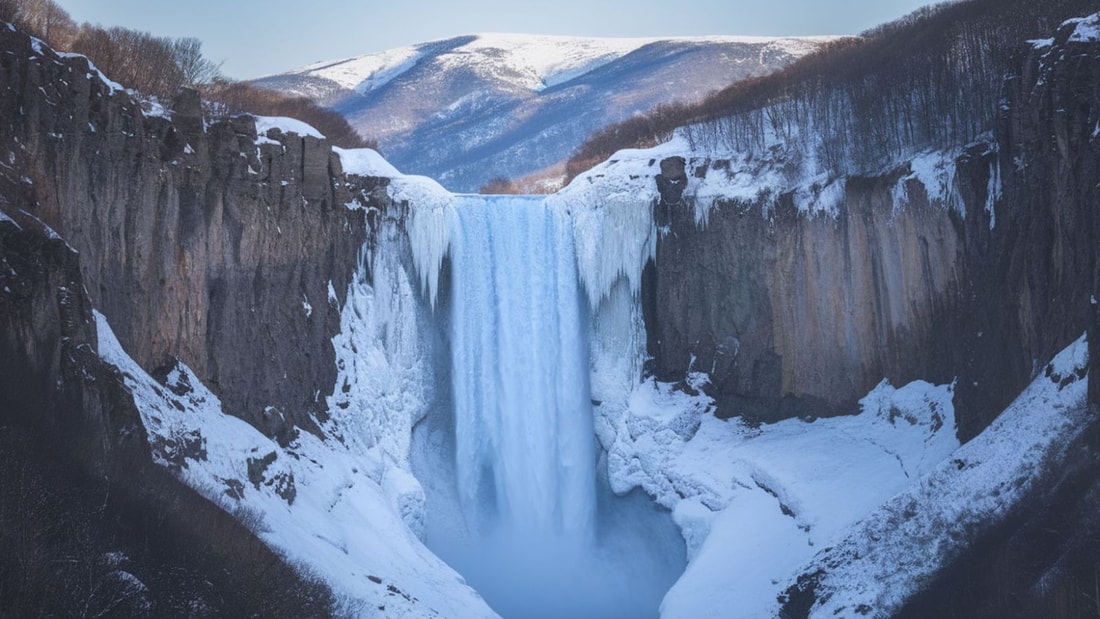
<box><xmin>253</xmin><ymin>34</ymin><xmax>836</xmax><ymax>191</ymax></box>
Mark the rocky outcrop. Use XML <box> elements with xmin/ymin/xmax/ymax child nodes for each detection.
<box><xmin>646</xmin><ymin>24</ymin><xmax>1100</xmax><ymax>439</ymax></box>
<box><xmin>0</xmin><ymin>25</ymin><xmax>382</xmax><ymax>437</ymax></box>
<box><xmin>0</xmin><ymin>209</ymin><xmax>145</xmax><ymax>471</ymax></box>
<box><xmin>0</xmin><ymin>207</ymin><xmax>336</xmax><ymax>617</ymax></box>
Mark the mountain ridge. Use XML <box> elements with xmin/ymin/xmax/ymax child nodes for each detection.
<box><xmin>254</xmin><ymin>33</ymin><xmax>838</xmax><ymax>191</ymax></box>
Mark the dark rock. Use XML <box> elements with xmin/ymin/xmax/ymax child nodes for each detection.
<box><xmin>0</xmin><ymin>210</ymin><xmax>333</xmax><ymax>614</ymax></box>
<box><xmin>171</xmin><ymin>87</ymin><xmax>204</xmax><ymax>137</ymax></box>
<box><xmin>655</xmin><ymin>156</ymin><xmax>688</xmax><ymax>205</ymax></box>
<box><xmin>647</xmin><ymin>171</ymin><xmax>964</xmax><ymax>424</ymax></box>
<box><xmin>0</xmin><ymin>25</ymin><xmax>384</xmax><ymax>439</ymax></box>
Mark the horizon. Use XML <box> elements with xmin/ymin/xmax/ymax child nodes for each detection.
<box><xmin>53</xmin><ymin>0</ymin><xmax>935</xmax><ymax>79</ymax></box>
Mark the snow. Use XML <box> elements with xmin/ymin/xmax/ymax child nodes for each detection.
<box><xmin>56</xmin><ymin>51</ymin><xmax>123</xmax><ymax>94</ymax></box>
<box><xmin>393</xmin><ymin>176</ymin><xmax>456</xmax><ymax>308</ymax></box>
<box><xmin>1066</xmin><ymin>13</ymin><xmax>1100</xmax><ymax>43</ymax></box>
<box><xmin>587</xmin><ymin>371</ymin><xmax>959</xmax><ymax>619</ymax></box>
<box><xmin>0</xmin><ymin>209</ymin><xmax>20</xmax><ymax>230</ymax></box>
<box><xmin>253</xmin><ymin>115</ymin><xmax>325</xmax><ymax>140</ymax></box>
<box><xmin>289</xmin><ymin>45</ymin><xmax>425</xmax><ymax>94</ymax></box>
<box><xmin>547</xmin><ymin>145</ymin><xmax>663</xmax><ymax>309</ymax></box>
<box><xmin>94</xmin><ymin>311</ymin><xmax>494</xmax><ymax>618</ymax></box>
<box><xmin>784</xmin><ymin>335</ymin><xmax>1090</xmax><ymax>618</ymax></box>
<box><xmin>280</xmin><ymin>33</ymin><xmax>843</xmax><ymax>96</ymax></box>
<box><xmin>334</xmin><ymin>146</ymin><xmax>402</xmax><ymax>178</ymax></box>
<box><xmin>898</xmin><ymin>148</ymin><xmax>965</xmax><ymax>214</ymax></box>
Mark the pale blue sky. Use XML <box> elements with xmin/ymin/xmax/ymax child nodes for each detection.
<box><xmin>55</xmin><ymin>0</ymin><xmax>936</xmax><ymax>79</ymax></box>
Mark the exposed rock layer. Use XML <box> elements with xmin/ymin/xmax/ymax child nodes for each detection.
<box><xmin>0</xmin><ymin>26</ymin><xmax>381</xmax><ymax>436</ymax></box>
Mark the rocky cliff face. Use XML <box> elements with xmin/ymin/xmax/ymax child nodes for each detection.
<box><xmin>0</xmin><ymin>208</ymin><xmax>145</xmax><ymax>471</ymax></box>
<box><xmin>892</xmin><ymin>19</ymin><xmax>1100</xmax><ymax>616</ymax></box>
<box><xmin>0</xmin><ymin>25</ymin><xmax>382</xmax><ymax>438</ymax></box>
<box><xmin>0</xmin><ymin>207</ymin><xmax>337</xmax><ymax>617</ymax></box>
<box><xmin>646</xmin><ymin>23</ymin><xmax>1100</xmax><ymax>440</ymax></box>
<box><xmin>649</xmin><ymin>166</ymin><xmax>968</xmax><ymax>424</ymax></box>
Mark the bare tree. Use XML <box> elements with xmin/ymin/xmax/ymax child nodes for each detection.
<box><xmin>172</xmin><ymin>37</ymin><xmax>222</xmax><ymax>88</ymax></box>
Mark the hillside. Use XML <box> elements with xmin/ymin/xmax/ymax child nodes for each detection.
<box><xmin>254</xmin><ymin>34</ymin><xmax>835</xmax><ymax>191</ymax></box>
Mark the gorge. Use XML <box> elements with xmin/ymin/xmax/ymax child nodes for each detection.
<box><xmin>2</xmin><ymin>2</ymin><xmax>1100</xmax><ymax>618</ymax></box>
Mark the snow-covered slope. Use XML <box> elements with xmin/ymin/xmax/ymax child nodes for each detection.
<box><xmin>92</xmin><ymin>225</ymin><xmax>495</xmax><ymax>618</ymax></box>
<box><xmin>778</xmin><ymin>336</ymin><xmax>1090</xmax><ymax>618</ymax></box>
<box><xmin>254</xmin><ymin>33</ymin><xmax>837</xmax><ymax>191</ymax></box>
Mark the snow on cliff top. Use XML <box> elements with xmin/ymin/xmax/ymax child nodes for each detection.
<box><xmin>277</xmin><ymin>33</ymin><xmax>840</xmax><ymax>94</ymax></box>
<box><xmin>1067</xmin><ymin>13</ymin><xmax>1100</xmax><ymax>42</ymax></box>
<box><xmin>254</xmin><ymin>115</ymin><xmax>325</xmax><ymax>140</ymax></box>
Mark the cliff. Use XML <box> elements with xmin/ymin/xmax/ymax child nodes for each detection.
<box><xmin>645</xmin><ymin>21</ymin><xmax>1100</xmax><ymax>440</ymax></box>
<box><xmin>0</xmin><ymin>24</ymin><xmax>382</xmax><ymax>438</ymax></box>
<box><xmin>0</xmin><ymin>210</ymin><xmax>336</xmax><ymax>615</ymax></box>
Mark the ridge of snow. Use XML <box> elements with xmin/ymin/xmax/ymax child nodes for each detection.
<box><xmin>254</xmin><ymin>115</ymin><xmax>325</xmax><ymax>140</ymax></box>
<box><xmin>1066</xmin><ymin>13</ymin><xmax>1100</xmax><ymax>43</ymax></box>
<box><xmin>276</xmin><ymin>33</ymin><xmax>844</xmax><ymax>95</ymax></box>
<box><xmin>335</xmin><ymin>146</ymin><xmax>402</xmax><ymax>178</ymax></box>
<box><xmin>293</xmin><ymin>45</ymin><xmax>425</xmax><ymax>94</ymax></box>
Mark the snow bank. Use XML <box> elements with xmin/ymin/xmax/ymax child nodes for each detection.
<box><xmin>782</xmin><ymin>335</ymin><xmax>1090</xmax><ymax>618</ymax></box>
<box><xmin>592</xmin><ymin>371</ymin><xmax>959</xmax><ymax>619</ymax></box>
<box><xmin>335</xmin><ymin>146</ymin><xmax>402</xmax><ymax>178</ymax></box>
<box><xmin>1066</xmin><ymin>13</ymin><xmax>1100</xmax><ymax>43</ymax></box>
<box><xmin>95</xmin><ymin>311</ymin><xmax>495</xmax><ymax>618</ymax></box>
<box><xmin>254</xmin><ymin>115</ymin><xmax>325</xmax><ymax>140</ymax></box>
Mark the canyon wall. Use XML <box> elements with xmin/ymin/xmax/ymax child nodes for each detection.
<box><xmin>0</xmin><ymin>25</ymin><xmax>384</xmax><ymax>438</ymax></box>
<box><xmin>646</xmin><ymin>23</ymin><xmax>1100</xmax><ymax>440</ymax></box>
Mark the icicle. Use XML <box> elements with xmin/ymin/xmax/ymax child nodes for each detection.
<box><xmin>548</xmin><ymin>185</ymin><xmax>657</xmax><ymax>312</ymax></box>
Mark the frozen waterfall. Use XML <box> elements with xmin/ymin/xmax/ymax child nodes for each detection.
<box><xmin>410</xmin><ymin>192</ymin><xmax>684</xmax><ymax>619</ymax></box>
<box><xmin>448</xmin><ymin>195</ymin><xmax>597</xmax><ymax>538</ymax></box>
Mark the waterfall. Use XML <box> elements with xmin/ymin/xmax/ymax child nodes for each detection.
<box><xmin>448</xmin><ymin>194</ymin><xmax>597</xmax><ymax>539</ymax></box>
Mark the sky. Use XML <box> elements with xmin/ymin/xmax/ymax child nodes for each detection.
<box><xmin>54</xmin><ymin>0</ymin><xmax>937</xmax><ymax>79</ymax></box>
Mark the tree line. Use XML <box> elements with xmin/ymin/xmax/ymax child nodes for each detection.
<box><xmin>0</xmin><ymin>0</ymin><xmax>373</xmax><ymax>149</ymax></box>
<box><xmin>564</xmin><ymin>0</ymin><xmax>1097</xmax><ymax>182</ymax></box>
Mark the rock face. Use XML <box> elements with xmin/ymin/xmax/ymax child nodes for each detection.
<box><xmin>0</xmin><ymin>207</ymin><xmax>337</xmax><ymax>617</ymax></box>
<box><xmin>649</xmin><ymin>172</ymin><xmax>966</xmax><ymax>423</ymax></box>
<box><xmin>0</xmin><ymin>26</ymin><xmax>382</xmax><ymax>437</ymax></box>
<box><xmin>646</xmin><ymin>24</ymin><xmax>1100</xmax><ymax>440</ymax></box>
<box><xmin>0</xmin><ymin>209</ymin><xmax>146</xmax><ymax>471</ymax></box>
<box><xmin>889</xmin><ymin>20</ymin><xmax>1100</xmax><ymax>617</ymax></box>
